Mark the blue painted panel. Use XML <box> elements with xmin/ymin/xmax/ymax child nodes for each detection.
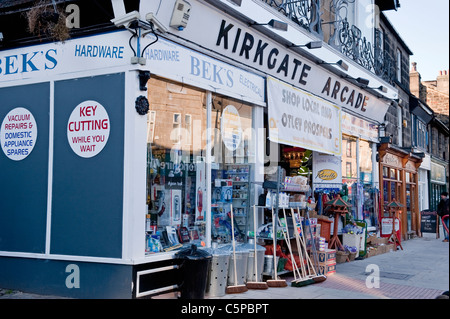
<box><xmin>51</xmin><ymin>73</ymin><xmax>125</xmax><ymax>258</ymax></box>
<box><xmin>0</xmin><ymin>82</ymin><xmax>50</xmax><ymax>253</ymax></box>
<box><xmin>0</xmin><ymin>257</ymin><xmax>133</xmax><ymax>299</ymax></box>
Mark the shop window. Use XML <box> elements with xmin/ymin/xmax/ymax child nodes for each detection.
<box><xmin>383</xmin><ymin>166</ymin><xmax>389</xmax><ymax>178</ymax></box>
<box><xmin>146</xmin><ymin>77</ymin><xmax>208</xmax><ymax>254</ymax></box>
<box><xmin>145</xmin><ymin>77</ymin><xmax>256</xmax><ymax>254</ymax></box>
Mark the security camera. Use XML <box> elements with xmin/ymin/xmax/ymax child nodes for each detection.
<box><xmin>111</xmin><ymin>10</ymin><xmax>140</xmax><ymax>28</ymax></box>
<box><xmin>145</xmin><ymin>13</ymin><xmax>168</xmax><ymax>34</ymax></box>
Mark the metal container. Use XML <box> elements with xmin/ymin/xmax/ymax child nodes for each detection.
<box><xmin>205</xmin><ymin>242</ymin><xmax>231</xmax><ymax>298</ymax></box>
<box><xmin>239</xmin><ymin>240</ymin><xmax>266</xmax><ymax>282</ymax></box>
<box><xmin>263</xmin><ymin>255</ymin><xmax>279</xmax><ymax>276</ymax></box>
<box><xmin>223</xmin><ymin>244</ymin><xmax>249</xmax><ymax>286</ymax></box>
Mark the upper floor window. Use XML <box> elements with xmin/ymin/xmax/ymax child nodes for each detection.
<box><xmin>396</xmin><ymin>48</ymin><xmax>402</xmax><ymax>82</ymax></box>
<box><xmin>413</xmin><ymin>116</ymin><xmax>428</xmax><ymax>150</ymax></box>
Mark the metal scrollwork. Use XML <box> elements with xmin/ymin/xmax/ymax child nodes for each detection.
<box><xmin>258</xmin><ymin>0</ymin><xmax>397</xmax><ymax>85</ymax></box>
<box><xmin>262</xmin><ymin>0</ymin><xmax>323</xmax><ymax>38</ymax></box>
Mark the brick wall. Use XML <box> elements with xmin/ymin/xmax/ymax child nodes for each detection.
<box><xmin>423</xmin><ymin>71</ymin><xmax>449</xmax><ymax>127</ymax></box>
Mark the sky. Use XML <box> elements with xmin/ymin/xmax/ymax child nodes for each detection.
<box><xmin>383</xmin><ymin>0</ymin><xmax>450</xmax><ymax>81</ymax></box>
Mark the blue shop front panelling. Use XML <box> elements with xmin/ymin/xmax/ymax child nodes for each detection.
<box><xmin>51</xmin><ymin>73</ymin><xmax>125</xmax><ymax>258</ymax></box>
<box><xmin>0</xmin><ymin>82</ymin><xmax>50</xmax><ymax>253</ymax></box>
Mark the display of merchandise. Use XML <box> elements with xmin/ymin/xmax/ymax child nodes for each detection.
<box><xmin>211</xmin><ymin>164</ymin><xmax>251</xmax><ymax>244</ymax></box>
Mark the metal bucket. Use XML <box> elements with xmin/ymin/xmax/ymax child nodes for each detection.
<box><xmin>263</xmin><ymin>255</ymin><xmax>279</xmax><ymax>276</ymax></box>
<box><xmin>206</xmin><ymin>253</ymin><xmax>230</xmax><ymax>297</ymax></box>
<box><xmin>243</xmin><ymin>240</ymin><xmax>266</xmax><ymax>282</ymax></box>
<box><xmin>226</xmin><ymin>250</ymin><xmax>249</xmax><ymax>286</ymax></box>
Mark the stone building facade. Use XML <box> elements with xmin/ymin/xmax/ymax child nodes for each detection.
<box><xmin>410</xmin><ymin>64</ymin><xmax>449</xmax><ymax>127</ymax></box>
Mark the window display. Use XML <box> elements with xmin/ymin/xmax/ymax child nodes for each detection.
<box><xmin>145</xmin><ymin>78</ymin><xmax>256</xmax><ymax>254</ymax></box>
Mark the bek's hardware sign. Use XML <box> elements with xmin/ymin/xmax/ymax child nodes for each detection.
<box><xmin>0</xmin><ymin>30</ymin><xmax>265</xmax><ymax>107</ymax></box>
<box><xmin>267</xmin><ymin>77</ymin><xmax>341</xmax><ymax>156</ymax></box>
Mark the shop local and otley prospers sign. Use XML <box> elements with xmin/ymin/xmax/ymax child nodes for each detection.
<box><xmin>67</xmin><ymin>100</ymin><xmax>110</xmax><ymax>158</ymax></box>
<box><xmin>1</xmin><ymin>107</ymin><xmax>37</xmax><ymax>161</ymax></box>
<box><xmin>267</xmin><ymin>77</ymin><xmax>342</xmax><ymax>156</ymax></box>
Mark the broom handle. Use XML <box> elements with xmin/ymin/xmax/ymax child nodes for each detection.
<box><xmin>293</xmin><ymin>208</ymin><xmax>309</xmax><ymax>277</ymax></box>
<box><xmin>298</xmin><ymin>208</ymin><xmax>317</xmax><ymax>276</ymax></box>
<box><xmin>253</xmin><ymin>205</ymin><xmax>258</xmax><ymax>278</ymax></box>
<box><xmin>230</xmin><ymin>204</ymin><xmax>238</xmax><ymax>286</ymax></box>
<box><xmin>290</xmin><ymin>207</ymin><xmax>306</xmax><ymax>279</ymax></box>
<box><xmin>280</xmin><ymin>208</ymin><xmax>300</xmax><ymax>280</ymax></box>
<box><xmin>272</xmin><ymin>206</ymin><xmax>278</xmax><ymax>280</ymax></box>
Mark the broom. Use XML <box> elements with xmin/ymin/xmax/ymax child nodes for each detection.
<box><xmin>284</xmin><ymin>208</ymin><xmax>314</xmax><ymax>287</ymax></box>
<box><xmin>266</xmin><ymin>206</ymin><xmax>288</xmax><ymax>288</ymax></box>
<box><xmin>246</xmin><ymin>206</ymin><xmax>268</xmax><ymax>290</ymax></box>
<box><xmin>278</xmin><ymin>208</ymin><xmax>310</xmax><ymax>287</ymax></box>
<box><xmin>301</xmin><ymin>208</ymin><xmax>327</xmax><ymax>283</ymax></box>
<box><xmin>226</xmin><ymin>203</ymin><xmax>248</xmax><ymax>294</ymax></box>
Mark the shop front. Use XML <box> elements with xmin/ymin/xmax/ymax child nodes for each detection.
<box><xmin>1</xmin><ymin>0</ymin><xmax>397</xmax><ymax>299</ymax></box>
<box><xmin>378</xmin><ymin>143</ymin><xmax>423</xmax><ymax>239</ymax></box>
<box><xmin>430</xmin><ymin>160</ymin><xmax>448</xmax><ymax>211</ymax></box>
<box><xmin>0</xmin><ymin>28</ymin><xmax>267</xmax><ymax>298</ymax></box>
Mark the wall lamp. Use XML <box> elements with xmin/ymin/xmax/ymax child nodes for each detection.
<box><xmin>228</xmin><ymin>0</ymin><xmax>242</xmax><ymax>5</ymax></box>
<box><xmin>250</xmin><ymin>19</ymin><xmax>288</xmax><ymax>31</ymax></box>
<box><xmin>319</xmin><ymin>59</ymin><xmax>349</xmax><ymax>72</ymax></box>
<box><xmin>370</xmin><ymin>85</ymin><xmax>388</xmax><ymax>93</ymax></box>
<box><xmin>289</xmin><ymin>41</ymin><xmax>322</xmax><ymax>49</ymax></box>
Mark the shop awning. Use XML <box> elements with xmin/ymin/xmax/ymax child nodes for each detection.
<box><xmin>410</xmin><ymin>95</ymin><xmax>434</xmax><ymax>124</ymax></box>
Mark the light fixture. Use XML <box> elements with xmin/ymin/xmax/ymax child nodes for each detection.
<box><xmin>289</xmin><ymin>41</ymin><xmax>322</xmax><ymax>49</ymax></box>
<box><xmin>355</xmin><ymin>77</ymin><xmax>370</xmax><ymax>86</ymax></box>
<box><xmin>369</xmin><ymin>85</ymin><xmax>388</xmax><ymax>93</ymax></box>
<box><xmin>250</xmin><ymin>19</ymin><xmax>288</xmax><ymax>31</ymax></box>
<box><xmin>0</xmin><ymin>32</ymin><xmax>3</xmax><ymax>42</ymax></box>
<box><xmin>319</xmin><ymin>59</ymin><xmax>349</xmax><ymax>72</ymax></box>
<box><xmin>228</xmin><ymin>0</ymin><xmax>242</xmax><ymax>5</ymax></box>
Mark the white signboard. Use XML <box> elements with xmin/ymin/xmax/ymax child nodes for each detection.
<box><xmin>67</xmin><ymin>100</ymin><xmax>110</xmax><ymax>158</ymax></box>
<box><xmin>1</xmin><ymin>107</ymin><xmax>37</xmax><ymax>161</ymax></box>
<box><xmin>221</xmin><ymin>104</ymin><xmax>242</xmax><ymax>151</ymax></box>
<box><xmin>381</xmin><ymin>217</ymin><xmax>400</xmax><ymax>235</ymax></box>
<box><xmin>267</xmin><ymin>77</ymin><xmax>341</xmax><ymax>156</ymax></box>
<box><xmin>341</xmin><ymin>111</ymin><xmax>379</xmax><ymax>142</ymax></box>
<box><xmin>0</xmin><ymin>30</ymin><xmax>265</xmax><ymax>107</ymax></box>
<box><xmin>312</xmin><ymin>152</ymin><xmax>342</xmax><ymax>186</ymax></box>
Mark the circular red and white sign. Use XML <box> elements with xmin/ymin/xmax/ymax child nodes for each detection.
<box><xmin>67</xmin><ymin>100</ymin><xmax>110</xmax><ymax>158</ymax></box>
<box><xmin>0</xmin><ymin>107</ymin><xmax>38</xmax><ymax>161</ymax></box>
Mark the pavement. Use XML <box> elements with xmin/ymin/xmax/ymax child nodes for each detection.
<box><xmin>210</xmin><ymin>232</ymin><xmax>449</xmax><ymax>299</ymax></box>
<box><xmin>1</xmin><ymin>232</ymin><xmax>448</xmax><ymax>299</ymax></box>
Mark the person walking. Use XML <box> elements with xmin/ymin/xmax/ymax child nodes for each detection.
<box><xmin>437</xmin><ymin>191</ymin><xmax>449</xmax><ymax>242</ymax></box>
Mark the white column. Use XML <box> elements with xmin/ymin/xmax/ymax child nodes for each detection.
<box><xmin>205</xmin><ymin>91</ymin><xmax>212</xmax><ymax>248</ymax></box>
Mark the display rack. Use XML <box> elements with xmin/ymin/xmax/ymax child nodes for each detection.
<box><xmin>260</xmin><ymin>166</ymin><xmax>312</xmax><ymax>278</ymax></box>
<box><xmin>211</xmin><ymin>164</ymin><xmax>251</xmax><ymax>243</ymax></box>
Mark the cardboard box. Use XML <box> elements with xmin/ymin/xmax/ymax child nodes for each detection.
<box><xmin>316</xmin><ymin>262</ymin><xmax>336</xmax><ymax>276</ymax></box>
<box><xmin>316</xmin><ymin>249</ymin><xmax>336</xmax><ymax>264</ymax></box>
<box><xmin>369</xmin><ymin>237</ymin><xmax>388</xmax><ymax>245</ymax></box>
